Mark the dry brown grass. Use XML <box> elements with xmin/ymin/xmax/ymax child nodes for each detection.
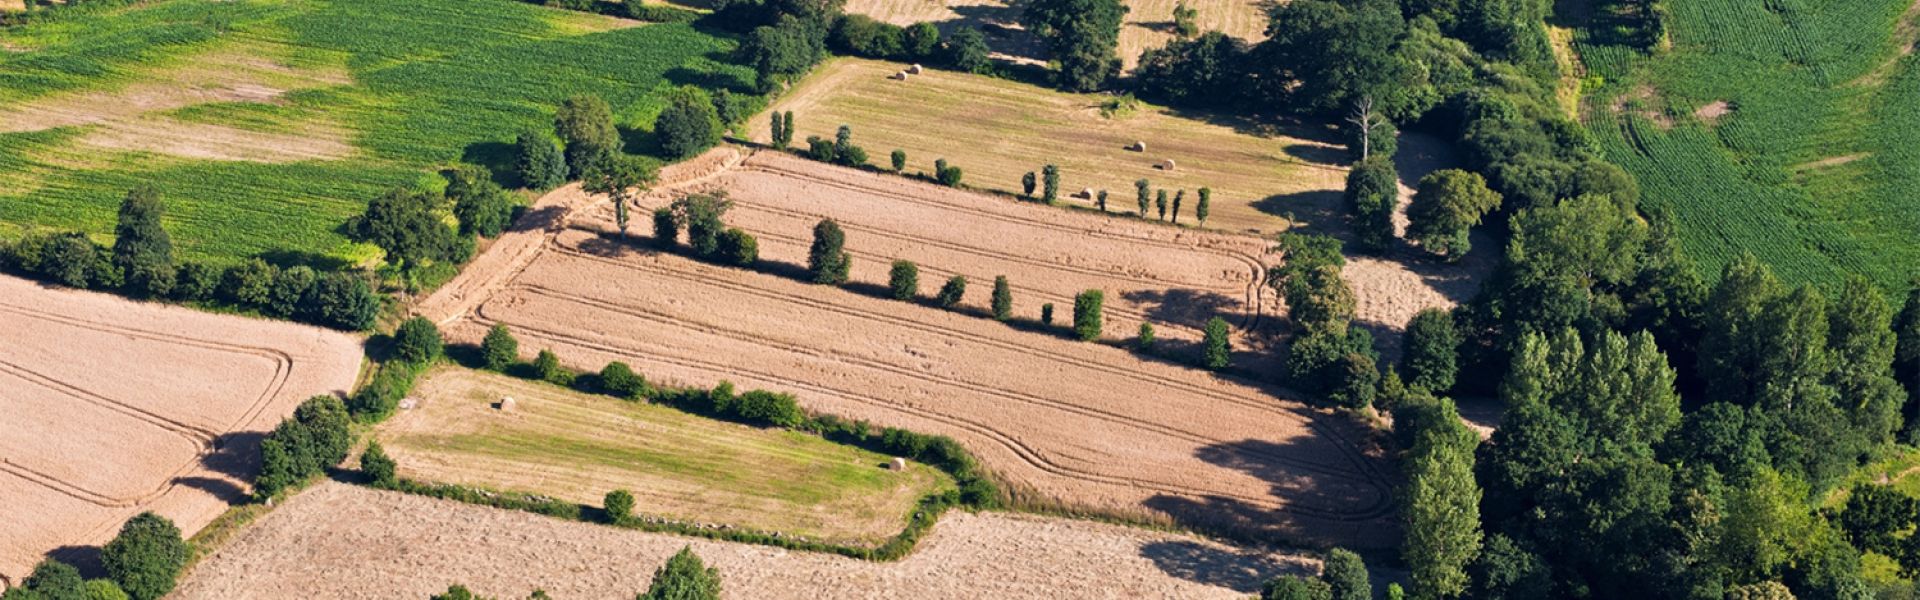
<box><xmin>0</xmin><ymin>275</ymin><xmax>363</xmax><ymax>584</ymax></box>
<box><xmin>175</xmin><ymin>482</ymin><xmax>1317</xmax><ymax>599</ymax></box>
<box><xmin>840</xmin><ymin>0</ymin><xmax>1270</xmax><ymax>69</ymax></box>
<box><xmin>378</xmin><ymin>367</ymin><xmax>953</xmax><ymax>545</ymax></box>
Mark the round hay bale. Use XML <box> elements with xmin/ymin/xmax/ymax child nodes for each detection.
<box><xmin>1077</xmin><ymin>187</ymin><xmax>1096</xmax><ymax>199</ymax></box>
<box><xmin>1128</xmin><ymin>141</ymin><xmax>1147</xmax><ymax>152</ymax></box>
<box><xmin>907</xmin><ymin>64</ymin><xmax>924</xmax><ymax>75</ymax></box>
<box><xmin>888</xmin><ymin>457</ymin><xmax>907</xmax><ymax>471</ymax></box>
<box><xmin>889</xmin><ymin>71</ymin><xmax>909</xmax><ymax>81</ymax></box>
<box><xmin>495</xmin><ymin>396</ymin><xmax>517</xmax><ymax>411</ymax></box>
<box><xmin>1158</xmin><ymin>158</ymin><xmax>1176</xmax><ymax>171</ymax></box>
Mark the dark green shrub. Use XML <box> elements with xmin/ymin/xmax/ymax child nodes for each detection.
<box><xmin>600</xmin><ymin>361</ymin><xmax>648</xmax><ymax>398</ymax></box>
<box><xmin>808</xmin><ymin>219</ymin><xmax>851</xmax><ymax>284</ymax></box>
<box><xmin>891</xmin><ymin>149</ymin><xmax>907</xmax><ymax>172</ymax></box>
<box><xmin>1136</xmin><ymin>179</ymin><xmax>1151</xmax><ymax>217</ymax></box>
<box><xmin>1156</xmin><ymin>189</ymin><xmax>1168</xmax><ymax>220</ymax></box>
<box><xmin>1261</xmin><ymin>575</ymin><xmax>1332</xmax><ymax>600</ymax></box>
<box><xmin>1332</xmin><ymin>353</ymin><xmax>1379</xmax><ymax>410</ymax></box>
<box><xmin>1344</xmin><ymin>157</ymin><xmax>1398</xmax><ymax>254</ymax></box>
<box><xmin>733</xmin><ymin>389</ymin><xmax>803</xmax><ymax>428</ymax></box>
<box><xmin>904</xmin><ymin>21</ymin><xmax>941</xmax><ymax>59</ymax></box>
<box><xmin>935</xmin><ymin>159</ymin><xmax>963</xmax><ymax>187</ymax></box>
<box><xmin>805</xmin><ymin>135</ymin><xmax>834</xmax><ymax>161</ymax></box>
<box><xmin>101</xmin><ymin>512</ymin><xmax>187</xmax><ymax>600</ymax></box>
<box><xmin>1402</xmin><ymin>308</ymin><xmax>1459</xmax><ymax>392</ymax></box>
<box><xmin>944</xmin><ymin>27</ymin><xmax>992</xmax><ymax>73</ymax></box>
<box><xmin>534</xmin><ymin>349</ymin><xmax>567</xmax><ymax>384</ymax></box>
<box><xmin>1202</xmin><ymin>316</ymin><xmax>1230</xmax><ymax>369</ymax></box>
<box><xmin>112</xmin><ymin>186</ymin><xmax>174</xmax><ymax>299</ymax></box>
<box><xmin>652</xmin><ymin>207</ymin><xmax>680</xmax><ymax>248</ymax></box>
<box><xmin>171</xmin><ymin>262</ymin><xmax>219</xmax><ymax>302</ymax></box>
<box><xmin>219</xmin><ymin>258</ymin><xmax>277</xmax><ymax>307</ymax></box>
<box><xmin>991</xmin><ymin>275</ymin><xmax>1012</xmax><ymax>320</ymax></box>
<box><xmin>832</xmin><ymin>125</ymin><xmax>867</xmax><ymax>166</ymax></box>
<box><xmin>483</xmin><ymin>324</ymin><xmax>520</xmax><ymax>371</ymax></box>
<box><xmin>515</xmin><ymin>130</ymin><xmax>567</xmax><ymax>191</ymax></box>
<box><xmin>394</xmin><ymin>316</ymin><xmax>443</xmax><ymax>364</ymax></box>
<box><xmin>624</xmin><ymin>2</ymin><xmax>700</xmax><ymax>22</ymax></box>
<box><xmin>308</xmin><ymin>272</ymin><xmax>381</xmax><ymax>331</ymax></box>
<box><xmin>361</xmin><ymin>440</ymin><xmax>396</xmax><ymax>486</ymax></box>
<box><xmin>889</xmin><ymin>260</ymin><xmax>919</xmax><ymax>300</ymax></box>
<box><xmin>1073</xmin><ymin>290</ymin><xmax>1103</xmax><ymax>341</ymax></box>
<box><xmin>1022</xmin><ymin>171</ymin><xmax>1037</xmax><ymax>197</ymax></box>
<box><xmin>1041</xmin><ymin>164</ymin><xmax>1059</xmax><ymax>203</ymax></box>
<box><xmin>831</xmin><ymin>14</ymin><xmax>905</xmax><ymax>58</ymax></box>
<box><xmin>22</xmin><ymin>559</ymin><xmax>83</xmax><ymax>600</ymax></box>
<box><xmin>1041</xmin><ymin>302</ymin><xmax>1055</xmax><ymax>325</ymax></box>
<box><xmin>1137</xmin><ymin>322</ymin><xmax>1156</xmax><ymax>352</ymax></box>
<box><xmin>639</xmin><ymin>547</ymin><xmax>721</xmax><ymax>600</ymax></box>
<box><xmin>1096</xmin><ymin>189</ymin><xmax>1109</xmax><ymax>212</ymax></box>
<box><xmin>604</xmin><ymin>489</ymin><xmax>636</xmax><ymax>523</ymax></box>
<box><xmin>1287</xmin><ymin>325</ymin><xmax>1378</xmax><ymax>396</ymax></box>
<box><xmin>937</xmin><ymin>275</ymin><xmax>966</xmax><ymax>308</ymax></box>
<box><xmin>1323</xmin><ymin>548</ymin><xmax>1372</xmax><ymax>600</ymax></box>
<box><xmin>266</xmin><ymin>265</ymin><xmax>316</xmax><ymax>318</ymax></box>
<box><xmin>1196</xmin><ymin>187</ymin><xmax>1211</xmax><ymax>225</ymax></box>
<box><xmin>656</xmin><ymin>86</ymin><xmax>724</xmax><ymax>159</ymax></box>
<box><xmin>719</xmin><ymin>228</ymin><xmax>758</xmax><ymax>266</ymax></box>
<box><xmin>349</xmin><ymin>362</ymin><xmax>416</xmax><ymax>419</ymax></box>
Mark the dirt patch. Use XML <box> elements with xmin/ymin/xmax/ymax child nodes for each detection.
<box><xmin>1851</xmin><ymin>0</ymin><xmax>1920</xmax><ymax>87</ymax></box>
<box><xmin>1792</xmin><ymin>152</ymin><xmax>1870</xmax><ymax>172</ymax></box>
<box><xmin>379</xmin><ymin>367</ymin><xmax>952</xmax><ymax>545</ymax></box>
<box><xmin>175</xmin><ymin>482</ymin><xmax>1316</xmax><ymax>598</ymax></box>
<box><xmin>0</xmin><ymin>45</ymin><xmax>354</xmax><ymax>162</ymax></box>
<box><xmin>1693</xmin><ymin>100</ymin><xmax>1732</xmax><ymax>125</ymax></box>
<box><xmin>1611</xmin><ymin>85</ymin><xmax>1673</xmax><ymax>129</ymax></box>
<box><xmin>422</xmin><ymin>148</ymin><xmax>1397</xmax><ymax>548</ymax></box>
<box><xmin>0</xmin><ymin>275</ymin><xmax>363</xmax><ymax>582</ymax></box>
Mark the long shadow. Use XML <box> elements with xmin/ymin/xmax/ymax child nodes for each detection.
<box><xmin>256</xmin><ymin>249</ymin><xmax>353</xmax><ymax>271</ymax></box>
<box><xmin>198</xmin><ymin>430</ymin><xmax>269</xmax><ymax>482</ymax></box>
<box><xmin>44</xmin><ymin>545</ymin><xmax>104</xmax><ymax>580</ymax></box>
<box><xmin>1283</xmin><ymin>142</ymin><xmax>1347</xmax><ymax>166</ymax></box>
<box><xmin>1139</xmin><ymin>539</ymin><xmax>1311</xmax><ymax>593</ymax></box>
<box><xmin>1119</xmin><ymin>287</ymin><xmax>1240</xmax><ymax>329</ymax></box>
<box><xmin>173</xmin><ymin>476</ymin><xmax>251</xmax><ymax>505</ymax></box>
<box><xmin>666</xmin><ymin>65</ymin><xmax>754</xmax><ymax>94</ymax></box>
<box><xmin>461</xmin><ymin>141</ymin><xmax>521</xmax><ymax>188</ymax></box>
<box><xmin>945</xmin><ymin>4</ymin><xmax>1049</xmax><ymax>63</ymax></box>
<box><xmin>1250</xmin><ymin>189</ymin><xmax>1343</xmax><ymax>235</ymax></box>
<box><xmin>1142</xmin><ymin>435</ymin><xmax>1400</xmax><ymax>552</ymax></box>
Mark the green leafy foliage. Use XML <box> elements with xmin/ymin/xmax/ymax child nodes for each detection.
<box><xmin>100</xmin><ymin>513</ymin><xmax>187</xmax><ymax>600</ymax></box>
<box><xmin>1072</xmin><ymin>289</ymin><xmax>1104</xmax><ymax>341</ymax></box>
<box><xmin>1344</xmin><ymin>157</ymin><xmax>1397</xmax><ymax>254</ymax></box>
<box><xmin>655</xmin><ymin>86</ymin><xmax>725</xmax><ymax>160</ymax></box>
<box><xmin>1021</xmin><ymin>0</ymin><xmax>1127</xmax><ymax>91</ymax></box>
<box><xmin>807</xmin><ymin>219</ymin><xmax>851</xmax><ymax>284</ymax></box>
<box><xmin>361</xmin><ymin>440</ymin><xmax>397</xmax><ymax>486</ymax></box>
<box><xmin>991</xmin><ymin>275</ymin><xmax>1012</xmax><ymax>320</ymax></box>
<box><xmin>639</xmin><ymin>547</ymin><xmax>722</xmax><ymax>600</ymax></box>
<box><xmin>1202</xmin><ymin>317</ymin><xmax>1231</xmax><ymax>370</ymax></box>
<box><xmin>604</xmin><ymin>489</ymin><xmax>636</xmax><ymax>523</ymax></box>
<box><xmin>937</xmin><ymin>275</ymin><xmax>967</xmax><ymax>309</ymax></box>
<box><xmin>255</xmin><ymin>395</ymin><xmax>352</xmax><ymax>500</ymax></box>
<box><xmin>483</xmin><ymin>324</ymin><xmax>521</xmax><ymax>371</ymax></box>
<box><xmin>394</xmin><ymin>317</ymin><xmax>444</xmax><ymax>364</ymax></box>
<box><xmin>889</xmin><ymin>260</ymin><xmax>920</xmax><ymax>300</ymax></box>
<box><xmin>1407</xmin><ymin>169</ymin><xmax>1501</xmax><ymax>261</ymax></box>
<box><xmin>1402</xmin><ymin>308</ymin><xmax>1459</xmax><ymax>392</ymax></box>
<box><xmin>514</xmin><ymin>130</ymin><xmax>567</xmax><ymax>191</ymax></box>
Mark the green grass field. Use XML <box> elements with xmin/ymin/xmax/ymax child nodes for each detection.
<box><xmin>0</xmin><ymin>0</ymin><xmax>753</xmax><ymax>266</ymax></box>
<box><xmin>1572</xmin><ymin>0</ymin><xmax>1920</xmax><ymax>289</ymax></box>
<box><xmin>378</xmin><ymin>368</ymin><xmax>955</xmax><ymax>545</ymax></box>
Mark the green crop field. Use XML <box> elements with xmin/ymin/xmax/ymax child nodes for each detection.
<box><xmin>0</xmin><ymin>0</ymin><xmax>753</xmax><ymax>266</ymax></box>
<box><xmin>1572</xmin><ymin>0</ymin><xmax>1920</xmax><ymax>289</ymax></box>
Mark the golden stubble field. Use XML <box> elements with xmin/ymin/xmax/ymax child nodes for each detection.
<box><xmin>174</xmin><ymin>482</ymin><xmax>1316</xmax><ymax>599</ymax></box>
<box><xmin>421</xmin><ymin>148</ymin><xmax>1399</xmax><ymax>548</ymax></box>
<box><xmin>838</xmin><ymin>0</ymin><xmax>1271</xmax><ymax>70</ymax></box>
<box><xmin>0</xmin><ymin>275</ymin><xmax>362</xmax><ymax>584</ymax></box>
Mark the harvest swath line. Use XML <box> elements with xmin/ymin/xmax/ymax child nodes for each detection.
<box><xmin>470</xmin><ymin>249</ymin><xmax>1393</xmax><ymax>521</ymax></box>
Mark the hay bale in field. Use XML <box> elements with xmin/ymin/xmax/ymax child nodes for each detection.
<box><xmin>1127</xmin><ymin>141</ymin><xmax>1147</xmax><ymax>152</ymax></box>
<box><xmin>890</xmin><ymin>71</ymin><xmax>909</xmax><ymax>81</ymax></box>
<box><xmin>888</xmin><ymin>457</ymin><xmax>907</xmax><ymax>471</ymax></box>
<box><xmin>1157</xmin><ymin>158</ymin><xmax>1176</xmax><ymax>170</ymax></box>
<box><xmin>399</xmin><ymin>397</ymin><xmax>418</xmax><ymax>410</ymax></box>
<box><xmin>494</xmin><ymin>396</ymin><xmax>516</xmax><ymax>411</ymax></box>
<box><xmin>1076</xmin><ymin>187</ymin><xmax>1096</xmax><ymax>199</ymax></box>
<box><xmin>907</xmin><ymin>64</ymin><xmax>924</xmax><ymax>75</ymax></box>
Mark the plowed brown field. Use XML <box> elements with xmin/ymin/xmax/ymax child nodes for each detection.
<box><xmin>0</xmin><ymin>275</ymin><xmax>363</xmax><ymax>584</ymax></box>
<box><xmin>174</xmin><ymin>482</ymin><xmax>1316</xmax><ymax>599</ymax></box>
<box><xmin>422</xmin><ymin>148</ymin><xmax>1396</xmax><ymax>548</ymax></box>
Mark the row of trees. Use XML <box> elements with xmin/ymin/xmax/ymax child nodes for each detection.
<box><xmin>0</xmin><ymin>515</ymin><xmax>189</xmax><ymax>600</ymax></box>
<box><xmin>828</xmin><ymin>16</ymin><xmax>991</xmax><ymax>74</ymax></box>
<box><xmin>427</xmin><ymin>546</ymin><xmax>720</xmax><ymax>600</ymax></box>
<box><xmin>1123</xmin><ymin>179</ymin><xmax>1213</xmax><ymax>226</ymax></box>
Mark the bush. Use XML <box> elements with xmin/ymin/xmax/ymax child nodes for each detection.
<box><xmin>349</xmin><ymin>362</ymin><xmax>417</xmax><ymax>419</ymax></box>
<box><xmin>889</xmin><ymin>260</ymin><xmax>920</xmax><ymax>300</ymax></box>
<box><xmin>515</xmin><ymin>130</ymin><xmax>567</xmax><ymax>191</ymax></box>
<box><xmin>600</xmin><ymin>361</ymin><xmax>648</xmax><ymax>398</ymax></box>
<box><xmin>904</xmin><ymin>21</ymin><xmax>941</xmax><ymax>59</ymax></box>
<box><xmin>1331</xmin><ymin>353</ymin><xmax>1379</xmax><ymax>410</ymax></box>
<box><xmin>944</xmin><ymin>27</ymin><xmax>992</xmax><ymax>73</ymax></box>
<box><xmin>935</xmin><ymin>159</ymin><xmax>964</xmax><ymax>187</ymax></box>
<box><xmin>655</xmin><ymin>86</ymin><xmax>725</xmax><ymax>159</ymax></box>
<box><xmin>266</xmin><ymin>265</ymin><xmax>316</xmax><ymax>318</ymax></box>
<box><xmin>483</xmin><ymin>324</ymin><xmax>520</xmax><ymax>371</ymax></box>
<box><xmin>1022</xmin><ymin>171</ymin><xmax>1037</xmax><ymax>197</ymax></box>
<box><xmin>1041</xmin><ymin>302</ymin><xmax>1055</xmax><ymax>325</ymax></box>
<box><xmin>652</xmin><ymin>206</ymin><xmax>680</xmax><ymax>248</ymax></box>
<box><xmin>1344</xmin><ymin>157</ymin><xmax>1398</xmax><ymax>254</ymax></box>
<box><xmin>255</xmin><ymin>396</ymin><xmax>353</xmax><ymax>499</ymax></box>
<box><xmin>1287</xmin><ymin>325</ymin><xmax>1378</xmax><ymax>396</ymax></box>
<box><xmin>808</xmin><ymin>219</ymin><xmax>851</xmax><ymax>284</ymax></box>
<box><xmin>732</xmin><ymin>389</ymin><xmax>804</xmax><ymax>428</ymax></box>
<box><xmin>308</xmin><ymin>272</ymin><xmax>382</xmax><ymax>331</ymax></box>
<box><xmin>112</xmin><ymin>187</ymin><xmax>174</xmax><ymax>299</ymax></box>
<box><xmin>1402</xmin><ymin>308</ymin><xmax>1459</xmax><ymax>392</ymax></box>
<box><xmin>832</xmin><ymin>125</ymin><xmax>867</xmax><ymax>166</ymax></box>
<box><xmin>891</xmin><ymin>149</ymin><xmax>907</xmax><ymax>172</ymax></box>
<box><xmin>1203</xmin><ymin>316</ymin><xmax>1230</xmax><ymax>369</ymax></box>
<box><xmin>84</xmin><ymin>579</ymin><xmax>129</xmax><ymax>600</ymax></box>
<box><xmin>361</xmin><ymin>440</ymin><xmax>396</xmax><ymax>486</ymax></box>
<box><xmin>1323</xmin><ymin>548</ymin><xmax>1372</xmax><ymax>600</ymax></box>
<box><xmin>1041</xmin><ymin>164</ymin><xmax>1059</xmax><ymax>203</ymax></box>
<box><xmin>171</xmin><ymin>262</ymin><xmax>219</xmax><ymax>302</ymax></box>
<box><xmin>1073</xmin><ymin>290</ymin><xmax>1104</xmax><ymax>341</ymax></box>
<box><xmin>1137</xmin><ymin>322</ymin><xmax>1156</xmax><ymax>352</ymax></box>
<box><xmin>639</xmin><ymin>547</ymin><xmax>722</xmax><ymax>600</ymax></box>
<box><xmin>219</xmin><ymin>258</ymin><xmax>277</xmax><ymax>307</ymax></box>
<box><xmin>719</xmin><ymin>228</ymin><xmax>759</xmax><ymax>266</ymax></box>
<box><xmin>604</xmin><ymin>489</ymin><xmax>636</xmax><ymax>523</ymax></box>
<box><xmin>937</xmin><ymin>275</ymin><xmax>967</xmax><ymax>308</ymax></box>
<box><xmin>101</xmin><ymin>512</ymin><xmax>187</xmax><ymax>600</ymax></box>
<box><xmin>394</xmin><ymin>317</ymin><xmax>444</xmax><ymax>364</ymax></box>
<box><xmin>831</xmin><ymin>14</ymin><xmax>905</xmax><ymax>58</ymax></box>
<box><xmin>534</xmin><ymin>349</ymin><xmax>567</xmax><ymax>384</ymax></box>
<box><xmin>991</xmin><ymin>275</ymin><xmax>1012</xmax><ymax>320</ymax></box>
<box><xmin>22</xmin><ymin>559</ymin><xmax>83</xmax><ymax>600</ymax></box>
<box><xmin>1135</xmin><ymin>179</ymin><xmax>1151</xmax><ymax>217</ymax></box>
<box><xmin>1262</xmin><ymin>575</ymin><xmax>1333</xmax><ymax>600</ymax></box>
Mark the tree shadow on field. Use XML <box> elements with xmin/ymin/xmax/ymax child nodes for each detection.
<box><xmin>1120</xmin><ymin>287</ymin><xmax>1240</xmax><ymax>329</ymax></box>
<box><xmin>461</xmin><ymin>141</ymin><xmax>521</xmax><ymax>188</ymax></box>
<box><xmin>1141</xmin><ymin>433</ymin><xmax>1398</xmax><ymax>554</ymax></box>
<box><xmin>1251</xmin><ymin>189</ymin><xmax>1344</xmax><ymax>236</ymax></box>
<box><xmin>199</xmin><ymin>430</ymin><xmax>268</xmax><ymax>483</ymax></box>
<box><xmin>255</xmin><ymin>249</ymin><xmax>353</xmax><ymax>272</ymax></box>
<box><xmin>45</xmin><ymin>545</ymin><xmax>104</xmax><ymax>579</ymax></box>
<box><xmin>173</xmin><ymin>476</ymin><xmax>250</xmax><ymax>505</ymax></box>
<box><xmin>1283</xmin><ymin>143</ymin><xmax>1347</xmax><ymax>166</ymax></box>
<box><xmin>1138</xmin><ymin>539</ymin><xmax>1310</xmax><ymax>593</ymax></box>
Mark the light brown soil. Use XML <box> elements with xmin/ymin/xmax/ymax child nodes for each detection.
<box><xmin>421</xmin><ymin>148</ymin><xmax>1397</xmax><ymax>548</ymax></box>
<box><xmin>1692</xmin><ymin>100</ymin><xmax>1732</xmax><ymax>124</ymax></box>
<box><xmin>839</xmin><ymin>0</ymin><xmax>1268</xmax><ymax>70</ymax></box>
<box><xmin>0</xmin><ymin>275</ymin><xmax>363</xmax><ymax>584</ymax></box>
<box><xmin>174</xmin><ymin>482</ymin><xmax>1317</xmax><ymax>599</ymax></box>
<box><xmin>379</xmin><ymin>367</ymin><xmax>952</xmax><ymax>545</ymax></box>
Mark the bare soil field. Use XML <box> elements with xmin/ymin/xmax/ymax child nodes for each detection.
<box><xmin>378</xmin><ymin>367</ymin><xmax>954</xmax><ymax>545</ymax></box>
<box><xmin>839</xmin><ymin>0</ymin><xmax>1269</xmax><ymax>70</ymax></box>
<box><xmin>422</xmin><ymin>148</ymin><xmax>1397</xmax><ymax>548</ymax></box>
<box><xmin>0</xmin><ymin>275</ymin><xmax>362</xmax><ymax>584</ymax></box>
<box><xmin>174</xmin><ymin>482</ymin><xmax>1316</xmax><ymax>599</ymax></box>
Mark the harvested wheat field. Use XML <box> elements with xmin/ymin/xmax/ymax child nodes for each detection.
<box><xmin>757</xmin><ymin>58</ymin><xmax>1351</xmax><ymax>236</ymax></box>
<box><xmin>175</xmin><ymin>482</ymin><xmax>1316</xmax><ymax>599</ymax></box>
<box><xmin>422</xmin><ymin>149</ymin><xmax>1395</xmax><ymax>548</ymax></box>
<box><xmin>378</xmin><ymin>367</ymin><xmax>954</xmax><ymax>545</ymax></box>
<box><xmin>0</xmin><ymin>275</ymin><xmax>362</xmax><ymax>584</ymax></box>
<box><xmin>839</xmin><ymin>0</ymin><xmax>1268</xmax><ymax>70</ymax></box>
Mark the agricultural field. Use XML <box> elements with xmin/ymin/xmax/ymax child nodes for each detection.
<box><xmin>377</xmin><ymin>367</ymin><xmax>955</xmax><ymax>545</ymax></box>
<box><xmin>420</xmin><ymin>148</ymin><xmax>1400</xmax><ymax>548</ymax></box>
<box><xmin>175</xmin><ymin>481</ymin><xmax>1315</xmax><ymax>598</ymax></box>
<box><xmin>0</xmin><ymin>0</ymin><xmax>752</xmax><ymax>266</ymax></box>
<box><xmin>0</xmin><ymin>274</ymin><xmax>362</xmax><ymax>584</ymax></box>
<box><xmin>839</xmin><ymin>0</ymin><xmax>1269</xmax><ymax>69</ymax></box>
<box><xmin>1574</xmin><ymin>0</ymin><xmax>1920</xmax><ymax>288</ymax></box>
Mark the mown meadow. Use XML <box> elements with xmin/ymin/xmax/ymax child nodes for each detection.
<box><xmin>0</xmin><ymin>0</ymin><xmax>754</xmax><ymax>266</ymax></box>
<box><xmin>1573</xmin><ymin>0</ymin><xmax>1920</xmax><ymax>289</ymax></box>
